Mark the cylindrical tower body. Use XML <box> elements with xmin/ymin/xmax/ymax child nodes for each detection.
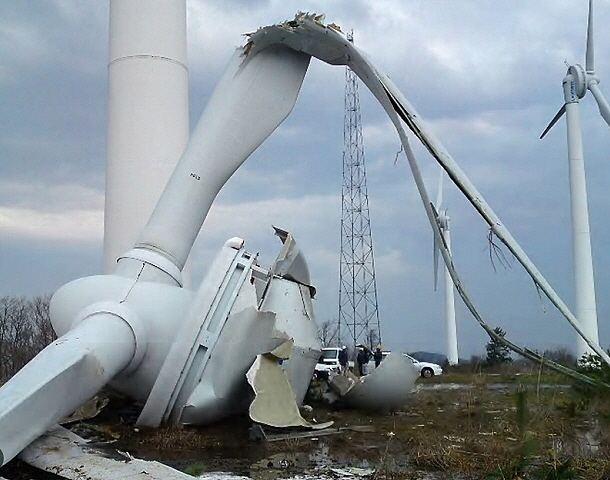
<box><xmin>104</xmin><ymin>0</ymin><xmax>189</xmax><ymax>273</ymax></box>
<box><xmin>565</xmin><ymin>100</ymin><xmax>600</xmax><ymax>357</ymax></box>
<box><xmin>442</xmin><ymin>222</ymin><xmax>458</xmax><ymax>365</ymax></box>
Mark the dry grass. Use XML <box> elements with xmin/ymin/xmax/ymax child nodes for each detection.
<box><xmin>12</xmin><ymin>372</ymin><xmax>609</xmax><ymax>480</ymax></box>
<box><xmin>356</xmin><ymin>377</ymin><xmax>610</xmax><ymax>479</ymax></box>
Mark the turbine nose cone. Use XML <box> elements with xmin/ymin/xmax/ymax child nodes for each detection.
<box><xmin>568</xmin><ymin>64</ymin><xmax>587</xmax><ymax>99</ymax></box>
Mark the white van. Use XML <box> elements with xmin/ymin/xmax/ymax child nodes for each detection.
<box><xmin>314</xmin><ymin>347</ymin><xmax>354</xmax><ymax>378</ymax></box>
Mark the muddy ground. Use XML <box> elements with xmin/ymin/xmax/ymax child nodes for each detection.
<box><xmin>2</xmin><ymin>373</ymin><xmax>610</xmax><ymax>479</ymax></box>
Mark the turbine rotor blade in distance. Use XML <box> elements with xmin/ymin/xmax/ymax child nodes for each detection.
<box><xmin>588</xmin><ymin>81</ymin><xmax>610</xmax><ymax>128</ymax></box>
<box><xmin>435</xmin><ymin>168</ymin><xmax>444</xmax><ymax>209</ymax></box>
<box><xmin>586</xmin><ymin>0</ymin><xmax>595</xmax><ymax>74</ymax></box>
<box><xmin>433</xmin><ymin>233</ymin><xmax>440</xmax><ymax>291</ymax></box>
<box><xmin>431</xmin><ymin>201</ymin><xmax>440</xmax><ymax>291</ymax></box>
<box><xmin>540</xmin><ymin>104</ymin><xmax>566</xmax><ymax>139</ymax></box>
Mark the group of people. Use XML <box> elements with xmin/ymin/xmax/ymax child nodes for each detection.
<box><xmin>338</xmin><ymin>345</ymin><xmax>384</xmax><ymax>376</ymax></box>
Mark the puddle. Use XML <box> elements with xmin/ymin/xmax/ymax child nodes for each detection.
<box><xmin>549</xmin><ymin>418</ymin><xmax>603</xmax><ymax>458</ymax></box>
<box><xmin>190</xmin><ymin>439</ymin><xmax>376</xmax><ymax>480</ymax></box>
<box><xmin>198</xmin><ymin>474</ymin><xmax>251</xmax><ymax>480</ymax></box>
<box><xmin>417</xmin><ymin>383</ymin><xmax>472</xmax><ymax>391</ymax></box>
<box><xmin>418</xmin><ymin>383</ymin><xmax>570</xmax><ymax>392</ymax></box>
<box><xmin>187</xmin><ymin>435</ymin><xmax>463</xmax><ymax>480</ymax></box>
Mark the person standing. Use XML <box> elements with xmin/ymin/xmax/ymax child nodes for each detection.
<box><xmin>356</xmin><ymin>347</ymin><xmax>368</xmax><ymax>376</ymax></box>
<box><xmin>374</xmin><ymin>346</ymin><xmax>383</xmax><ymax>368</ymax></box>
<box><xmin>338</xmin><ymin>345</ymin><xmax>349</xmax><ymax>375</ymax></box>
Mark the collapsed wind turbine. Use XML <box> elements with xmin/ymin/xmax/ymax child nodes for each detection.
<box><xmin>2</xmin><ymin>11</ymin><xmax>610</xmax><ymax>470</ymax></box>
<box><xmin>540</xmin><ymin>0</ymin><xmax>610</xmax><ymax>358</ymax></box>
<box><xmin>0</xmin><ymin>14</ymin><xmax>421</xmax><ymax>467</ymax></box>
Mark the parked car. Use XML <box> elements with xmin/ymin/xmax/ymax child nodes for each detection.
<box><xmin>314</xmin><ymin>347</ymin><xmax>354</xmax><ymax>379</ymax></box>
<box><xmin>404</xmin><ymin>354</ymin><xmax>443</xmax><ymax>378</ymax></box>
<box><xmin>379</xmin><ymin>352</ymin><xmax>443</xmax><ymax>378</ymax></box>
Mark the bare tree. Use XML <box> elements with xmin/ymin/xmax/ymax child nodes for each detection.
<box><xmin>542</xmin><ymin>347</ymin><xmax>576</xmax><ymax>368</ymax></box>
<box><xmin>317</xmin><ymin>319</ymin><xmax>339</xmax><ymax>347</ymax></box>
<box><xmin>31</xmin><ymin>294</ymin><xmax>55</xmax><ymax>352</ymax></box>
<box><xmin>365</xmin><ymin>328</ymin><xmax>380</xmax><ymax>351</ymax></box>
<box><xmin>0</xmin><ymin>297</ymin><xmax>16</xmax><ymax>380</ymax></box>
<box><xmin>7</xmin><ymin>297</ymin><xmax>33</xmax><ymax>375</ymax></box>
<box><xmin>0</xmin><ymin>295</ymin><xmax>56</xmax><ymax>383</ymax></box>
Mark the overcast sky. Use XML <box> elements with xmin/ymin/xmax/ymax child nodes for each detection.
<box><xmin>2</xmin><ymin>0</ymin><xmax>610</xmax><ymax>359</ymax></box>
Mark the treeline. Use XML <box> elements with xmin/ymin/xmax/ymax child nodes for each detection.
<box><xmin>317</xmin><ymin>319</ymin><xmax>381</xmax><ymax>351</ymax></box>
<box><xmin>0</xmin><ymin>295</ymin><xmax>56</xmax><ymax>383</ymax></box>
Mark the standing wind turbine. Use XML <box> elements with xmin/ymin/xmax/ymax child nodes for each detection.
<box><xmin>433</xmin><ymin>171</ymin><xmax>458</xmax><ymax>365</ymax></box>
<box><xmin>540</xmin><ymin>0</ymin><xmax>610</xmax><ymax>358</ymax></box>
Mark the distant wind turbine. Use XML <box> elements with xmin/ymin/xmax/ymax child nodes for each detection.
<box><xmin>540</xmin><ymin>0</ymin><xmax>609</xmax><ymax>358</ymax></box>
<box><xmin>432</xmin><ymin>171</ymin><xmax>458</xmax><ymax>365</ymax></box>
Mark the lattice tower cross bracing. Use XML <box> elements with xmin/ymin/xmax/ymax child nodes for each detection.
<box><xmin>338</xmin><ymin>33</ymin><xmax>381</xmax><ymax>349</ymax></box>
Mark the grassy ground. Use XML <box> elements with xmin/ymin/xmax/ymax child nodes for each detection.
<box><xmin>299</xmin><ymin>371</ymin><xmax>610</xmax><ymax>479</ymax></box>
<box><xmin>2</xmin><ymin>368</ymin><xmax>610</xmax><ymax>479</ymax></box>
<box><xmin>382</xmin><ymin>379</ymin><xmax>610</xmax><ymax>478</ymax></box>
<box><xmin>106</xmin><ymin>369</ymin><xmax>610</xmax><ymax>478</ymax></box>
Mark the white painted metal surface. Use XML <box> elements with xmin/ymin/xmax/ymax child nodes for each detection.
<box><xmin>104</xmin><ymin>0</ymin><xmax>189</xmax><ymax>273</ymax></box>
<box><xmin>20</xmin><ymin>425</ymin><xmax>196</xmax><ymax>480</ymax></box>
<box><xmin>540</xmin><ymin>0</ymin><xmax>610</xmax><ymax>358</ymax></box>
<box><xmin>257</xmin><ymin>278</ymin><xmax>320</xmax><ymax>404</ymax></box>
<box><xmin>136</xmin><ymin>46</ymin><xmax>310</xmax><ymax>270</ymax></box>
<box><xmin>0</xmin><ymin>29</ymin><xmax>314</xmax><ymax>466</ymax></box>
<box><xmin>330</xmin><ymin>353</ymin><xmax>418</xmax><ymax>412</ymax></box>
<box><xmin>442</xmin><ymin>217</ymin><xmax>458</xmax><ymax>366</ymax></box>
<box><xmin>136</xmin><ymin>239</ymin><xmax>276</xmax><ymax>426</ymax></box>
<box><xmin>174</xmin><ymin>235</ymin><xmax>320</xmax><ymax>426</ymax></box>
<box><xmin>565</xmin><ymin>95</ymin><xmax>599</xmax><ymax>357</ymax></box>
<box><xmin>246</xmin><ymin>342</ymin><xmax>333</xmax><ymax>429</ymax></box>
<box><xmin>264</xmin><ymin>228</ymin><xmax>321</xmax><ymax>402</ymax></box>
<box><xmin>434</xmin><ymin>172</ymin><xmax>458</xmax><ymax>365</ymax></box>
<box><xmin>135</xmin><ymin>239</ymin><xmax>248</xmax><ymax>427</ymax></box>
<box><xmin>0</xmin><ymin>313</ymin><xmax>136</xmax><ymax>465</ymax></box>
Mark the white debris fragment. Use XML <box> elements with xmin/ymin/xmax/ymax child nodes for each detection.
<box><xmin>246</xmin><ymin>341</ymin><xmax>333</xmax><ymax>430</ymax></box>
<box><xmin>19</xmin><ymin>425</ymin><xmax>196</xmax><ymax>480</ymax></box>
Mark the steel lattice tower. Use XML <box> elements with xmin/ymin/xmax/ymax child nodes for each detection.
<box><xmin>338</xmin><ymin>33</ymin><xmax>381</xmax><ymax>348</ymax></box>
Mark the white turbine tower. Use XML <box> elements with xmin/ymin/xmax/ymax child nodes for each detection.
<box><xmin>540</xmin><ymin>0</ymin><xmax>610</xmax><ymax>358</ymax></box>
<box><xmin>104</xmin><ymin>0</ymin><xmax>189</xmax><ymax>274</ymax></box>
<box><xmin>433</xmin><ymin>172</ymin><xmax>458</xmax><ymax>365</ymax></box>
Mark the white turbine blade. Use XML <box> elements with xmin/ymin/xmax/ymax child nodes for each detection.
<box><xmin>588</xmin><ymin>81</ymin><xmax>610</xmax><ymax>127</ymax></box>
<box><xmin>435</xmin><ymin>168</ymin><xmax>444</xmax><ymax>209</ymax></box>
<box><xmin>540</xmin><ymin>104</ymin><xmax>566</xmax><ymax>139</ymax></box>
<box><xmin>359</xmin><ymin>54</ymin><xmax>610</xmax><ymax>363</ymax></box>
<box><xmin>137</xmin><ymin>46</ymin><xmax>311</xmax><ymax>269</ymax></box>
<box><xmin>0</xmin><ymin>313</ymin><xmax>135</xmax><ymax>466</ymax></box>
<box><xmin>586</xmin><ymin>0</ymin><xmax>595</xmax><ymax>74</ymax></box>
<box><xmin>239</xmin><ymin>14</ymin><xmax>610</xmax><ymax>365</ymax></box>
<box><xmin>433</xmin><ymin>169</ymin><xmax>444</xmax><ymax>291</ymax></box>
<box><xmin>433</xmin><ymin>230</ymin><xmax>440</xmax><ymax>291</ymax></box>
<box><xmin>432</xmin><ymin>169</ymin><xmax>445</xmax><ymax>291</ymax></box>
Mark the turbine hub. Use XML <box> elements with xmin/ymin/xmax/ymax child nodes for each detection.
<box><xmin>567</xmin><ymin>64</ymin><xmax>587</xmax><ymax>99</ymax></box>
